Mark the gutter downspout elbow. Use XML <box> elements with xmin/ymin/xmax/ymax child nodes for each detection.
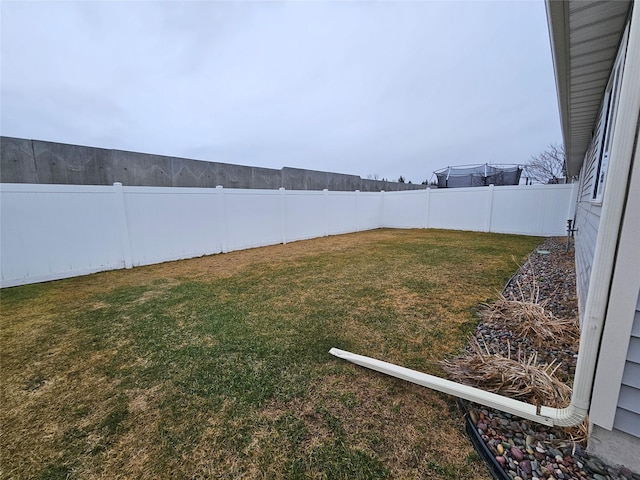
<box><xmin>539</xmin><ymin>404</ymin><xmax>588</xmax><ymax>428</ymax></box>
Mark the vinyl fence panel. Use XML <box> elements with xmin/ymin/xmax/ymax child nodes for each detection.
<box><xmin>381</xmin><ymin>184</ymin><xmax>574</xmax><ymax>236</ymax></box>
<box><xmin>356</xmin><ymin>192</ymin><xmax>384</xmax><ymax>231</ymax></box>
<box><xmin>490</xmin><ymin>184</ymin><xmax>574</xmax><ymax>236</ymax></box>
<box><xmin>122</xmin><ymin>186</ymin><xmax>222</xmax><ymax>266</ymax></box>
<box><xmin>284</xmin><ymin>190</ymin><xmax>327</xmax><ymax>243</ymax></box>
<box><xmin>1</xmin><ymin>183</ymin><xmax>574</xmax><ymax>287</ymax></box>
<box><xmin>223</xmin><ymin>189</ymin><xmax>282</xmax><ymax>252</ymax></box>
<box><xmin>1</xmin><ymin>184</ymin><xmax>123</xmax><ymax>286</ymax></box>
<box><xmin>326</xmin><ymin>192</ymin><xmax>359</xmax><ymax>235</ymax></box>
<box><xmin>381</xmin><ymin>190</ymin><xmax>429</xmax><ymax>229</ymax></box>
<box><xmin>426</xmin><ymin>188</ymin><xmax>492</xmax><ymax>232</ymax></box>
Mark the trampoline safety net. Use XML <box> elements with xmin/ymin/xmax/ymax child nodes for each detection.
<box><xmin>434</xmin><ymin>164</ymin><xmax>522</xmax><ymax>188</ymax></box>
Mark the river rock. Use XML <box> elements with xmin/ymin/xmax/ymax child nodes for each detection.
<box><xmin>511</xmin><ymin>447</ymin><xmax>524</xmax><ymax>462</ymax></box>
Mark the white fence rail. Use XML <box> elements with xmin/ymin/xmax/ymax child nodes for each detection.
<box><xmin>0</xmin><ymin>183</ymin><xmax>574</xmax><ymax>288</ymax></box>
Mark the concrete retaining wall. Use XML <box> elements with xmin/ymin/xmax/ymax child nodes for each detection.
<box><xmin>0</xmin><ymin>136</ymin><xmax>424</xmax><ymax>192</ymax></box>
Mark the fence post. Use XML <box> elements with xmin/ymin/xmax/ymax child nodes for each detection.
<box><xmin>424</xmin><ymin>187</ymin><xmax>431</xmax><ymax>229</ymax></box>
<box><xmin>323</xmin><ymin>189</ymin><xmax>329</xmax><ymax>236</ymax></box>
<box><xmin>380</xmin><ymin>190</ymin><xmax>385</xmax><ymax>228</ymax></box>
<box><xmin>355</xmin><ymin>190</ymin><xmax>360</xmax><ymax>232</ymax></box>
<box><xmin>486</xmin><ymin>184</ymin><xmax>495</xmax><ymax>232</ymax></box>
<box><xmin>216</xmin><ymin>185</ymin><xmax>228</xmax><ymax>253</ymax></box>
<box><xmin>113</xmin><ymin>182</ymin><xmax>133</xmax><ymax>268</ymax></box>
<box><xmin>279</xmin><ymin>187</ymin><xmax>287</xmax><ymax>244</ymax></box>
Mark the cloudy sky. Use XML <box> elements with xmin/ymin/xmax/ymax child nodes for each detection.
<box><xmin>1</xmin><ymin>1</ymin><xmax>561</xmax><ymax>184</ymax></box>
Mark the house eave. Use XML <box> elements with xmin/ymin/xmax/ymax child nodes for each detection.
<box><xmin>545</xmin><ymin>0</ymin><xmax>632</xmax><ymax>178</ymax></box>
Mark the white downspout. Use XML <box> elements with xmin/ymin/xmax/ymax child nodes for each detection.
<box><xmin>331</xmin><ymin>6</ymin><xmax>640</xmax><ymax>427</ymax></box>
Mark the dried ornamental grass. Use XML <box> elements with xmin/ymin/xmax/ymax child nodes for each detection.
<box><xmin>481</xmin><ymin>294</ymin><xmax>580</xmax><ymax>349</ymax></box>
<box><xmin>480</xmin><ymin>268</ymin><xmax>580</xmax><ymax>349</ymax></box>
<box><xmin>442</xmin><ymin>339</ymin><xmax>572</xmax><ymax>408</ymax></box>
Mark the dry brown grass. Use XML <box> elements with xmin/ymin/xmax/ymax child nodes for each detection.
<box><xmin>1</xmin><ymin>229</ymin><xmax>541</xmax><ymax>479</ymax></box>
<box><xmin>442</xmin><ymin>257</ymin><xmax>589</xmax><ymax>448</ymax></box>
<box><xmin>182</xmin><ymin>372</ymin><xmax>489</xmax><ymax>479</ymax></box>
<box><xmin>441</xmin><ymin>264</ymin><xmax>578</xmax><ymax>408</ymax></box>
<box><xmin>481</xmin><ymin>294</ymin><xmax>580</xmax><ymax>349</ymax></box>
<box><xmin>480</xmin><ymin>264</ymin><xmax>580</xmax><ymax>349</ymax></box>
<box><xmin>442</xmin><ymin>338</ymin><xmax>572</xmax><ymax>407</ymax></box>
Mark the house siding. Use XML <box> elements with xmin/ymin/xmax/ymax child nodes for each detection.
<box><xmin>613</xmin><ymin>296</ymin><xmax>640</xmax><ymax>437</ymax></box>
<box><xmin>573</xmin><ymin>106</ymin><xmax>604</xmax><ymax>316</ymax></box>
<box><xmin>573</xmin><ymin>9</ymin><xmax>640</xmax><ymax>470</ymax></box>
<box><xmin>574</xmin><ymin>201</ymin><xmax>600</xmax><ymax>315</ymax></box>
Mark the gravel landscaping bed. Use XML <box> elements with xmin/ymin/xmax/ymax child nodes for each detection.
<box><xmin>459</xmin><ymin>237</ymin><xmax>640</xmax><ymax>480</ymax></box>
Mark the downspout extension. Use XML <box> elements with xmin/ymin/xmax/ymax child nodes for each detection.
<box><xmin>329</xmin><ymin>348</ymin><xmax>586</xmax><ymax>427</ymax></box>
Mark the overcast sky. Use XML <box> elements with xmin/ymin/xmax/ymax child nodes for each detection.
<box><xmin>1</xmin><ymin>1</ymin><xmax>561</xmax><ymax>184</ymax></box>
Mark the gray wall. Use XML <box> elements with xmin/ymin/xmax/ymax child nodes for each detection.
<box><xmin>0</xmin><ymin>136</ymin><xmax>425</xmax><ymax>192</ymax></box>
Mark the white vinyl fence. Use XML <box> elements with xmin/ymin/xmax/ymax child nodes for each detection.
<box><xmin>381</xmin><ymin>184</ymin><xmax>576</xmax><ymax>235</ymax></box>
<box><xmin>0</xmin><ymin>183</ymin><xmax>575</xmax><ymax>287</ymax></box>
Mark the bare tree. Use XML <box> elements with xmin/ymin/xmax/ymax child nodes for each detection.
<box><xmin>525</xmin><ymin>143</ymin><xmax>566</xmax><ymax>184</ymax></box>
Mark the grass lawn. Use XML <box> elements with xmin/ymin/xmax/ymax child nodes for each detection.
<box><xmin>0</xmin><ymin>229</ymin><xmax>540</xmax><ymax>479</ymax></box>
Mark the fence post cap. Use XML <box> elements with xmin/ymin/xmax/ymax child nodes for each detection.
<box><xmin>113</xmin><ymin>182</ymin><xmax>123</xmax><ymax>187</ymax></box>
<box><xmin>216</xmin><ymin>185</ymin><xmax>224</xmax><ymax>189</ymax></box>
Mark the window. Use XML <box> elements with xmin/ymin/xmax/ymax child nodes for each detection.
<box><xmin>591</xmin><ymin>26</ymin><xmax>629</xmax><ymax>203</ymax></box>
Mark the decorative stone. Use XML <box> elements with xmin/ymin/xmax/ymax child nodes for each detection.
<box><xmin>455</xmin><ymin>240</ymin><xmax>622</xmax><ymax>480</ymax></box>
<box><xmin>585</xmin><ymin>458</ymin><xmax>607</xmax><ymax>476</ymax></box>
<box><xmin>548</xmin><ymin>448</ymin><xmax>562</xmax><ymax>458</ymax></box>
<box><xmin>511</xmin><ymin>447</ymin><xmax>524</xmax><ymax>462</ymax></box>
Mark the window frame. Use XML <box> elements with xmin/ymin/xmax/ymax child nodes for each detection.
<box><xmin>591</xmin><ymin>26</ymin><xmax>629</xmax><ymax>204</ymax></box>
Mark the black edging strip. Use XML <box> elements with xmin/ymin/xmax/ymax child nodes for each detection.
<box><xmin>458</xmin><ymin>399</ymin><xmax>511</xmax><ymax>480</ymax></box>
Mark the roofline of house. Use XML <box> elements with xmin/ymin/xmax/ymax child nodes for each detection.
<box><xmin>544</xmin><ymin>1</ymin><xmax>632</xmax><ymax>178</ymax></box>
<box><xmin>545</xmin><ymin>1</ymin><xmax>573</xmax><ymax>174</ymax></box>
